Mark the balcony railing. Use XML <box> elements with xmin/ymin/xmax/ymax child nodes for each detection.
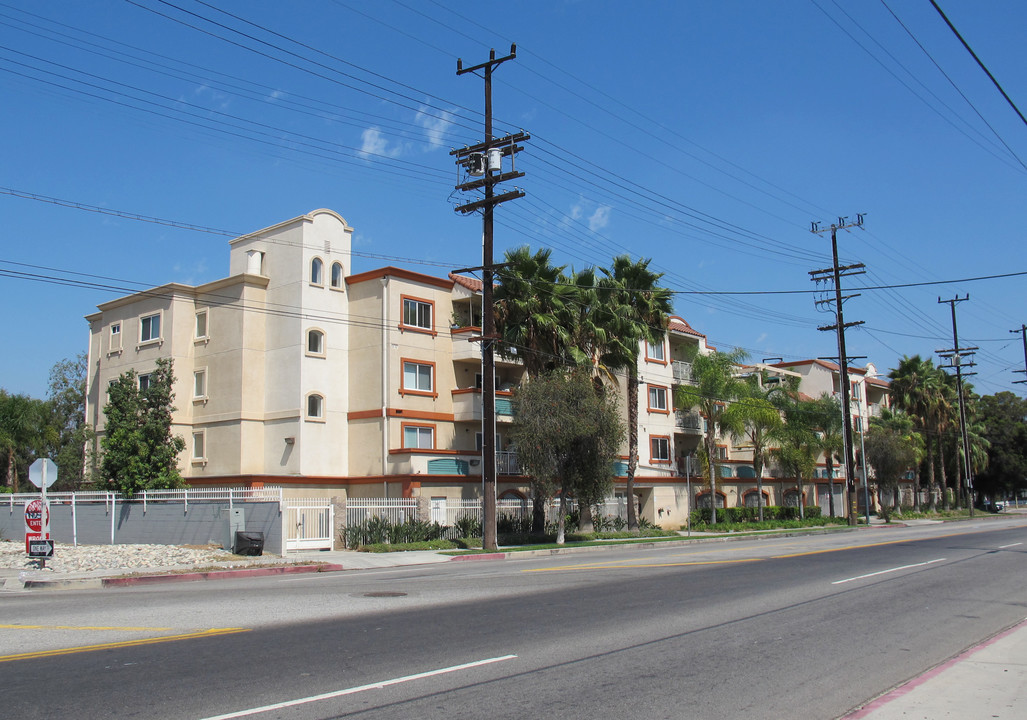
<box><xmin>497</xmin><ymin>450</ymin><xmax>520</xmax><ymax>475</ymax></box>
<box><xmin>675</xmin><ymin>410</ymin><xmax>702</xmax><ymax>431</ymax></box>
<box><xmin>672</xmin><ymin>360</ymin><xmax>693</xmax><ymax>384</ymax></box>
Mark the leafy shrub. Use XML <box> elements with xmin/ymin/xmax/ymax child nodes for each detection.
<box><xmin>344</xmin><ymin>516</ymin><xmax>448</xmax><ymax>548</ymax></box>
<box><xmin>497</xmin><ymin>513</ymin><xmax>533</xmax><ymax>535</ymax></box>
<box><xmin>454</xmin><ymin>513</ymin><xmax>482</xmax><ymax>539</ymax></box>
<box><xmin>688</xmin><ymin>505</ymin><xmax>831</xmax><ymax>530</ymax></box>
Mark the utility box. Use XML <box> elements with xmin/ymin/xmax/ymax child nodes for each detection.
<box><xmin>224</xmin><ymin>507</ymin><xmax>246</xmax><ymax>551</ymax></box>
<box><xmin>234</xmin><ymin>531</ymin><xmax>264</xmax><ymax>556</ymax></box>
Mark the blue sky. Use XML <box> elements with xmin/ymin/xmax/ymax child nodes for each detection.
<box><xmin>2</xmin><ymin>0</ymin><xmax>1025</xmax><ymax>399</ymax></box>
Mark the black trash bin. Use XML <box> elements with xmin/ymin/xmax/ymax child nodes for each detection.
<box><xmin>234</xmin><ymin>531</ymin><xmax>264</xmax><ymax>556</ymax></box>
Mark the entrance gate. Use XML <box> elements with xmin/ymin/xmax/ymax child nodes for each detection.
<box><xmin>284</xmin><ymin>498</ymin><xmax>334</xmax><ymax>551</ymax></box>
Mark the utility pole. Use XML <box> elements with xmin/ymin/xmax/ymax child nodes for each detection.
<box><xmin>937</xmin><ymin>295</ymin><xmax>977</xmax><ymax>515</ymax></box>
<box><xmin>1011</xmin><ymin>324</ymin><xmax>1027</xmax><ymax>386</ymax></box>
<box><xmin>810</xmin><ymin>215</ymin><xmax>866</xmax><ymax>526</ymax></box>
<box><xmin>451</xmin><ymin>45</ymin><xmax>528</xmax><ymax>552</ymax></box>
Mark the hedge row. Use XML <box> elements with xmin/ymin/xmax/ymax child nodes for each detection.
<box><xmin>689</xmin><ymin>505</ymin><xmax>822</xmax><ymax>525</ymax></box>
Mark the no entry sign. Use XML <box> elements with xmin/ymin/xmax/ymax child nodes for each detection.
<box><xmin>25</xmin><ymin>499</ymin><xmax>50</xmax><ymax>554</ymax></box>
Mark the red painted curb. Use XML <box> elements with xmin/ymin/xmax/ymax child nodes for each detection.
<box><xmin>451</xmin><ymin>553</ymin><xmax>508</xmax><ymax>561</ymax></box>
<box><xmin>101</xmin><ymin>563</ymin><xmax>346</xmax><ymax>587</ymax></box>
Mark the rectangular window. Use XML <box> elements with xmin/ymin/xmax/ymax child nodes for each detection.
<box><xmin>851</xmin><ymin>381</ymin><xmax>862</xmax><ymax>400</ymax></box>
<box><xmin>403</xmin><ymin>424</ymin><xmax>434</xmax><ymax>449</ymax></box>
<box><xmin>646</xmin><ymin>340</ymin><xmax>666</xmax><ymax>362</ymax></box>
<box><xmin>401</xmin><ymin>360</ymin><xmax>434</xmax><ymax>395</ymax></box>
<box><xmin>192</xmin><ymin>431</ymin><xmax>206</xmax><ymax>461</ymax></box>
<box><xmin>647</xmin><ymin>385</ymin><xmax>669</xmax><ymax>412</ymax></box>
<box><xmin>140</xmin><ymin>313</ymin><xmax>161</xmax><ymax>343</ymax></box>
<box><xmin>853</xmin><ymin>415</ymin><xmax>863</xmax><ymax>432</ymax></box>
<box><xmin>110</xmin><ymin>323</ymin><xmax>122</xmax><ymax>351</ymax></box>
<box><xmin>193</xmin><ymin>369</ymin><xmax>207</xmax><ymax>399</ymax></box>
<box><xmin>195</xmin><ymin>310</ymin><xmax>208</xmax><ymax>339</ymax></box>
<box><xmin>401</xmin><ymin>297</ymin><xmax>433</xmax><ymax>331</ymax></box>
<box><xmin>138</xmin><ymin>373</ymin><xmax>151</xmax><ymax>392</ymax></box>
<box><xmin>650</xmin><ymin>436</ymin><xmax>670</xmax><ymax>462</ymax></box>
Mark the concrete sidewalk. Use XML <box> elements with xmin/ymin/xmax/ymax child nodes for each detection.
<box><xmin>842</xmin><ymin>617</ymin><xmax>1027</xmax><ymax>719</ymax></box>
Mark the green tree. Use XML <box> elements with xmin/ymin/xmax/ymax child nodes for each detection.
<box><xmin>809</xmin><ymin>394</ymin><xmax>844</xmax><ymax>517</ymax></box>
<box><xmin>889</xmin><ymin>355</ymin><xmax>946</xmax><ymax>510</ymax></box>
<box><xmin>864</xmin><ymin>423</ymin><xmax>919</xmax><ymax>515</ymax></box>
<box><xmin>727</xmin><ymin>376</ymin><xmax>784</xmax><ymax>522</ymax></box>
<box><xmin>494</xmin><ymin>246</ymin><xmax>576</xmax><ymax>378</ymax></box>
<box><xmin>976</xmin><ymin>392</ymin><xmax>1027</xmax><ymax>503</ymax></box>
<box><xmin>869</xmin><ymin>408</ymin><xmax>925</xmax><ymax>510</ymax></box>
<box><xmin>676</xmin><ymin>349</ymin><xmax>748</xmax><ymax>525</ymax></box>
<box><xmin>770</xmin><ymin>394</ymin><xmax>819</xmax><ymax>520</ymax></box>
<box><xmin>511</xmin><ymin>370</ymin><xmax>623</xmax><ymax>544</ymax></box>
<box><xmin>0</xmin><ymin>390</ymin><xmax>50</xmax><ymax>492</ymax></box>
<box><xmin>599</xmin><ymin>255</ymin><xmax>672</xmax><ymax>532</ymax></box>
<box><xmin>99</xmin><ymin>358</ymin><xmax>186</xmax><ymax>495</ymax></box>
<box><xmin>45</xmin><ymin>353</ymin><xmax>94</xmax><ymax>490</ymax></box>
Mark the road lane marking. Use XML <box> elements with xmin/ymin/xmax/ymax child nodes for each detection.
<box><xmin>831</xmin><ymin>558</ymin><xmax>946</xmax><ymax>585</ymax></box>
<box><xmin>525</xmin><ymin>558</ymin><xmax>764</xmax><ymax>572</ymax></box>
<box><xmin>0</xmin><ymin>628</ymin><xmax>249</xmax><ymax>663</ymax></box>
<box><xmin>998</xmin><ymin>542</ymin><xmax>1023</xmax><ymax>549</ymax></box>
<box><xmin>198</xmin><ymin>654</ymin><xmax>518</xmax><ymax>720</ymax></box>
<box><xmin>0</xmin><ymin>624</ymin><xmax>174</xmax><ymax>632</ymax></box>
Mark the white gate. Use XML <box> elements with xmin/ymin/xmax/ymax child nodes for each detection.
<box><xmin>284</xmin><ymin>498</ymin><xmax>334</xmax><ymax>551</ymax></box>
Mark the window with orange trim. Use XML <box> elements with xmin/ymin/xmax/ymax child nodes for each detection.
<box><xmin>400</xmin><ymin>295</ymin><xmax>434</xmax><ymax>333</ymax></box>
<box><xmin>645</xmin><ymin>339</ymin><xmax>666</xmax><ymax>364</ymax></box>
<box><xmin>647</xmin><ymin>384</ymin><xmax>669</xmax><ymax>413</ymax></box>
<box><xmin>650</xmin><ymin>435</ymin><xmax>671</xmax><ymax>463</ymax></box>
<box><xmin>401</xmin><ymin>359</ymin><xmax>436</xmax><ymax>396</ymax></box>
<box><xmin>402</xmin><ymin>423</ymin><xmax>435</xmax><ymax>449</ymax></box>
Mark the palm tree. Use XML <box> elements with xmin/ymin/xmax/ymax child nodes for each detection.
<box><xmin>494</xmin><ymin>246</ymin><xmax>576</xmax><ymax>531</ymax></box>
<box><xmin>725</xmin><ymin>376</ymin><xmax>783</xmax><ymax>522</ymax></box>
<box><xmin>770</xmin><ymin>393</ymin><xmax>820</xmax><ymax>520</ymax></box>
<box><xmin>809</xmin><ymin>394</ymin><xmax>844</xmax><ymax>517</ymax></box>
<box><xmin>676</xmin><ymin>349</ymin><xmax>748</xmax><ymax>525</ymax></box>
<box><xmin>494</xmin><ymin>246</ymin><xmax>576</xmax><ymax>378</ymax></box>
<box><xmin>599</xmin><ymin>255</ymin><xmax>672</xmax><ymax>532</ymax></box>
<box><xmin>889</xmin><ymin>356</ymin><xmax>946</xmax><ymax>511</ymax></box>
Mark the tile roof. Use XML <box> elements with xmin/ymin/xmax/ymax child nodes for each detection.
<box><xmin>448</xmin><ymin>272</ymin><xmax>483</xmax><ymax>292</ymax></box>
<box><xmin>668</xmin><ymin>315</ymin><xmax>705</xmax><ymax>339</ymax></box>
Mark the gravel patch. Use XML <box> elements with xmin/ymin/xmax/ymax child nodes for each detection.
<box><xmin>0</xmin><ymin>539</ymin><xmax>238</xmax><ymax>574</ymax></box>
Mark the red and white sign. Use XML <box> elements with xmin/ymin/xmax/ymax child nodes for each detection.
<box><xmin>25</xmin><ymin>499</ymin><xmax>50</xmax><ymax>554</ymax></box>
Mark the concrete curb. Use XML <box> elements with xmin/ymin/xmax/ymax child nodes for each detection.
<box><xmin>21</xmin><ymin>563</ymin><xmax>345</xmax><ymax>590</ymax></box>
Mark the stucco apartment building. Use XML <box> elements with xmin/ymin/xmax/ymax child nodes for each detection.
<box><xmin>84</xmin><ymin>209</ymin><xmax>891</xmax><ymax>526</ymax></box>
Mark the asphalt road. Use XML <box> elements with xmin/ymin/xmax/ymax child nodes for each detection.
<box><xmin>2</xmin><ymin>518</ymin><xmax>1025</xmax><ymax>719</ymax></box>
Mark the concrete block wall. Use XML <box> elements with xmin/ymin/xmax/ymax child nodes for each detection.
<box><xmin>0</xmin><ymin>500</ymin><xmax>283</xmax><ymax>555</ymax></box>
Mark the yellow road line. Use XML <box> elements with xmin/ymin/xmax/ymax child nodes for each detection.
<box><xmin>0</xmin><ymin>627</ymin><xmax>250</xmax><ymax>663</ymax></box>
<box><xmin>525</xmin><ymin>527</ymin><xmax>1012</xmax><ymax>572</ymax></box>
<box><xmin>526</xmin><ymin>558</ymin><xmax>764</xmax><ymax>572</ymax></box>
<box><xmin>0</xmin><ymin>624</ymin><xmax>174</xmax><ymax>632</ymax></box>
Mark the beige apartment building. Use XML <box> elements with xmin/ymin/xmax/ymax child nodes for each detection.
<box><xmin>85</xmin><ymin>209</ymin><xmax>892</xmax><ymax>526</ymax></box>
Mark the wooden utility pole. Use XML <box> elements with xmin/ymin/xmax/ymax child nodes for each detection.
<box><xmin>938</xmin><ymin>295</ymin><xmax>977</xmax><ymax>514</ymax></box>
<box><xmin>451</xmin><ymin>45</ymin><xmax>527</xmax><ymax>551</ymax></box>
<box><xmin>810</xmin><ymin>215</ymin><xmax>866</xmax><ymax>525</ymax></box>
<box><xmin>1011</xmin><ymin>324</ymin><xmax>1027</xmax><ymax>386</ymax></box>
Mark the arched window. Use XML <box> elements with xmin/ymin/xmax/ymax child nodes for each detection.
<box><xmin>307</xmin><ymin>329</ymin><xmax>325</xmax><ymax>356</ymax></box>
<box><xmin>330</xmin><ymin>262</ymin><xmax>344</xmax><ymax>289</ymax></box>
<box><xmin>310</xmin><ymin>257</ymin><xmax>323</xmax><ymax>285</ymax></box>
<box><xmin>306</xmin><ymin>393</ymin><xmax>324</xmax><ymax>420</ymax></box>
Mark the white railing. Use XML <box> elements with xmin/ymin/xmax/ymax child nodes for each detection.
<box><xmin>4</xmin><ymin>486</ymin><xmax>284</xmax><ymax>511</ymax></box>
<box><xmin>675</xmin><ymin>411</ymin><xmax>702</xmax><ymax>431</ymax></box>
<box><xmin>672</xmin><ymin>360</ymin><xmax>694</xmax><ymax>383</ymax></box>
<box><xmin>497</xmin><ymin>450</ymin><xmax>520</xmax><ymax>475</ymax></box>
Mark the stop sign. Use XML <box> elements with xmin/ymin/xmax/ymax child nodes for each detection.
<box><xmin>25</xmin><ymin>499</ymin><xmax>48</xmax><ymax>533</ymax></box>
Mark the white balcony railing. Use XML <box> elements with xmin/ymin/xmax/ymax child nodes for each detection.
<box><xmin>672</xmin><ymin>360</ymin><xmax>693</xmax><ymax>384</ymax></box>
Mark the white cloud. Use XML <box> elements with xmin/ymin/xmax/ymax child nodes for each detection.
<box><xmin>588</xmin><ymin>205</ymin><xmax>611</xmax><ymax>232</ymax></box>
<box><xmin>359</xmin><ymin>127</ymin><xmax>402</xmax><ymax>159</ymax></box>
<box><xmin>415</xmin><ymin>105</ymin><xmax>454</xmax><ymax>149</ymax></box>
<box><xmin>756</xmin><ymin>333</ymin><xmax>768</xmax><ymax>344</ymax></box>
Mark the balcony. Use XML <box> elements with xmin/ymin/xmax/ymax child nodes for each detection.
<box><xmin>675</xmin><ymin>411</ymin><xmax>702</xmax><ymax>433</ymax></box>
<box><xmin>672</xmin><ymin>360</ymin><xmax>694</xmax><ymax>384</ymax></box>
<box><xmin>452</xmin><ymin>390</ymin><xmax>516</xmax><ymax>423</ymax></box>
